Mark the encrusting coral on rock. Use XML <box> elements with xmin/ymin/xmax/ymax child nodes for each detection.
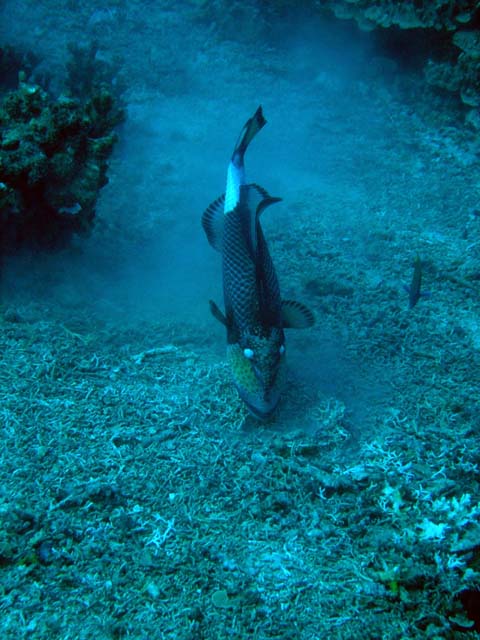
<box><xmin>0</xmin><ymin>43</ymin><xmax>124</xmax><ymax>252</ymax></box>
<box><xmin>320</xmin><ymin>1</ymin><xmax>480</xmax><ymax>115</ymax></box>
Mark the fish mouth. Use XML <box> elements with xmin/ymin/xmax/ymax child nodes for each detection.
<box><xmin>242</xmin><ymin>395</ymin><xmax>279</xmax><ymax>420</ymax></box>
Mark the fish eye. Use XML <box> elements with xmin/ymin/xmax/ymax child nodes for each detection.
<box><xmin>243</xmin><ymin>348</ymin><xmax>254</xmax><ymax>359</ymax></box>
<box><xmin>279</xmin><ymin>344</ymin><xmax>285</xmax><ymax>355</ymax></box>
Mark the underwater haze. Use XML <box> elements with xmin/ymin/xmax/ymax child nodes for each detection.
<box><xmin>1</xmin><ymin>1</ymin><xmax>480</xmax><ymax>638</ymax></box>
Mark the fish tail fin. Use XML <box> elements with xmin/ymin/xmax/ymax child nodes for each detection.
<box><xmin>232</xmin><ymin>106</ymin><xmax>266</xmax><ymax>167</ymax></box>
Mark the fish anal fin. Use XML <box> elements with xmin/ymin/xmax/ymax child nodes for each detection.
<box><xmin>281</xmin><ymin>299</ymin><xmax>315</xmax><ymax>329</ymax></box>
<box><xmin>201</xmin><ymin>194</ymin><xmax>225</xmax><ymax>251</ymax></box>
<box><xmin>209</xmin><ymin>299</ymin><xmax>227</xmax><ymax>326</ymax></box>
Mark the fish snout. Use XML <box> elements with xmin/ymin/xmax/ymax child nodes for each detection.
<box><xmin>227</xmin><ymin>341</ymin><xmax>285</xmax><ymax>419</ymax></box>
<box><xmin>242</xmin><ymin>387</ymin><xmax>281</xmax><ymax>420</ymax></box>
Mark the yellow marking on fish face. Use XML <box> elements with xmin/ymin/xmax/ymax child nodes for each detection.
<box><xmin>227</xmin><ymin>334</ymin><xmax>286</xmax><ymax>417</ymax></box>
<box><xmin>227</xmin><ymin>343</ymin><xmax>259</xmax><ymax>395</ymax></box>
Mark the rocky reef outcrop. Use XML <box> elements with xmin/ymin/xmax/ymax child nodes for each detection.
<box><xmin>320</xmin><ymin>1</ymin><xmax>480</xmax><ymax>116</ymax></box>
<box><xmin>0</xmin><ymin>44</ymin><xmax>124</xmax><ymax>252</ymax></box>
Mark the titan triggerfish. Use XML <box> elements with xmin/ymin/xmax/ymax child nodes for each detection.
<box><xmin>202</xmin><ymin>106</ymin><xmax>314</xmax><ymax>419</ymax></box>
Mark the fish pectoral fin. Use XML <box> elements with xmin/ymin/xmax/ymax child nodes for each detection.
<box><xmin>201</xmin><ymin>194</ymin><xmax>225</xmax><ymax>251</ymax></box>
<box><xmin>209</xmin><ymin>299</ymin><xmax>228</xmax><ymax>326</ymax></box>
<box><xmin>281</xmin><ymin>300</ymin><xmax>315</xmax><ymax>329</ymax></box>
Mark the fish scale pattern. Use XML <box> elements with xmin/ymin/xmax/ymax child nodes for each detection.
<box><xmin>256</xmin><ymin>224</ymin><xmax>282</xmax><ymax>327</ymax></box>
<box><xmin>222</xmin><ymin>205</ymin><xmax>259</xmax><ymax>335</ymax></box>
<box><xmin>222</xmin><ymin>187</ymin><xmax>283</xmax><ymax>339</ymax></box>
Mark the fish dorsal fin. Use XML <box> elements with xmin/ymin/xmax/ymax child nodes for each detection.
<box><xmin>248</xmin><ymin>183</ymin><xmax>282</xmax><ymax>217</ymax></box>
<box><xmin>239</xmin><ymin>184</ymin><xmax>281</xmax><ymax>260</ymax></box>
<box><xmin>281</xmin><ymin>300</ymin><xmax>315</xmax><ymax>329</ymax></box>
<box><xmin>201</xmin><ymin>194</ymin><xmax>225</xmax><ymax>251</ymax></box>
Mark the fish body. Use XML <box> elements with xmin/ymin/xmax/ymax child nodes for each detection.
<box><xmin>202</xmin><ymin>106</ymin><xmax>314</xmax><ymax>418</ymax></box>
<box><xmin>404</xmin><ymin>254</ymin><xmax>429</xmax><ymax>309</ymax></box>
